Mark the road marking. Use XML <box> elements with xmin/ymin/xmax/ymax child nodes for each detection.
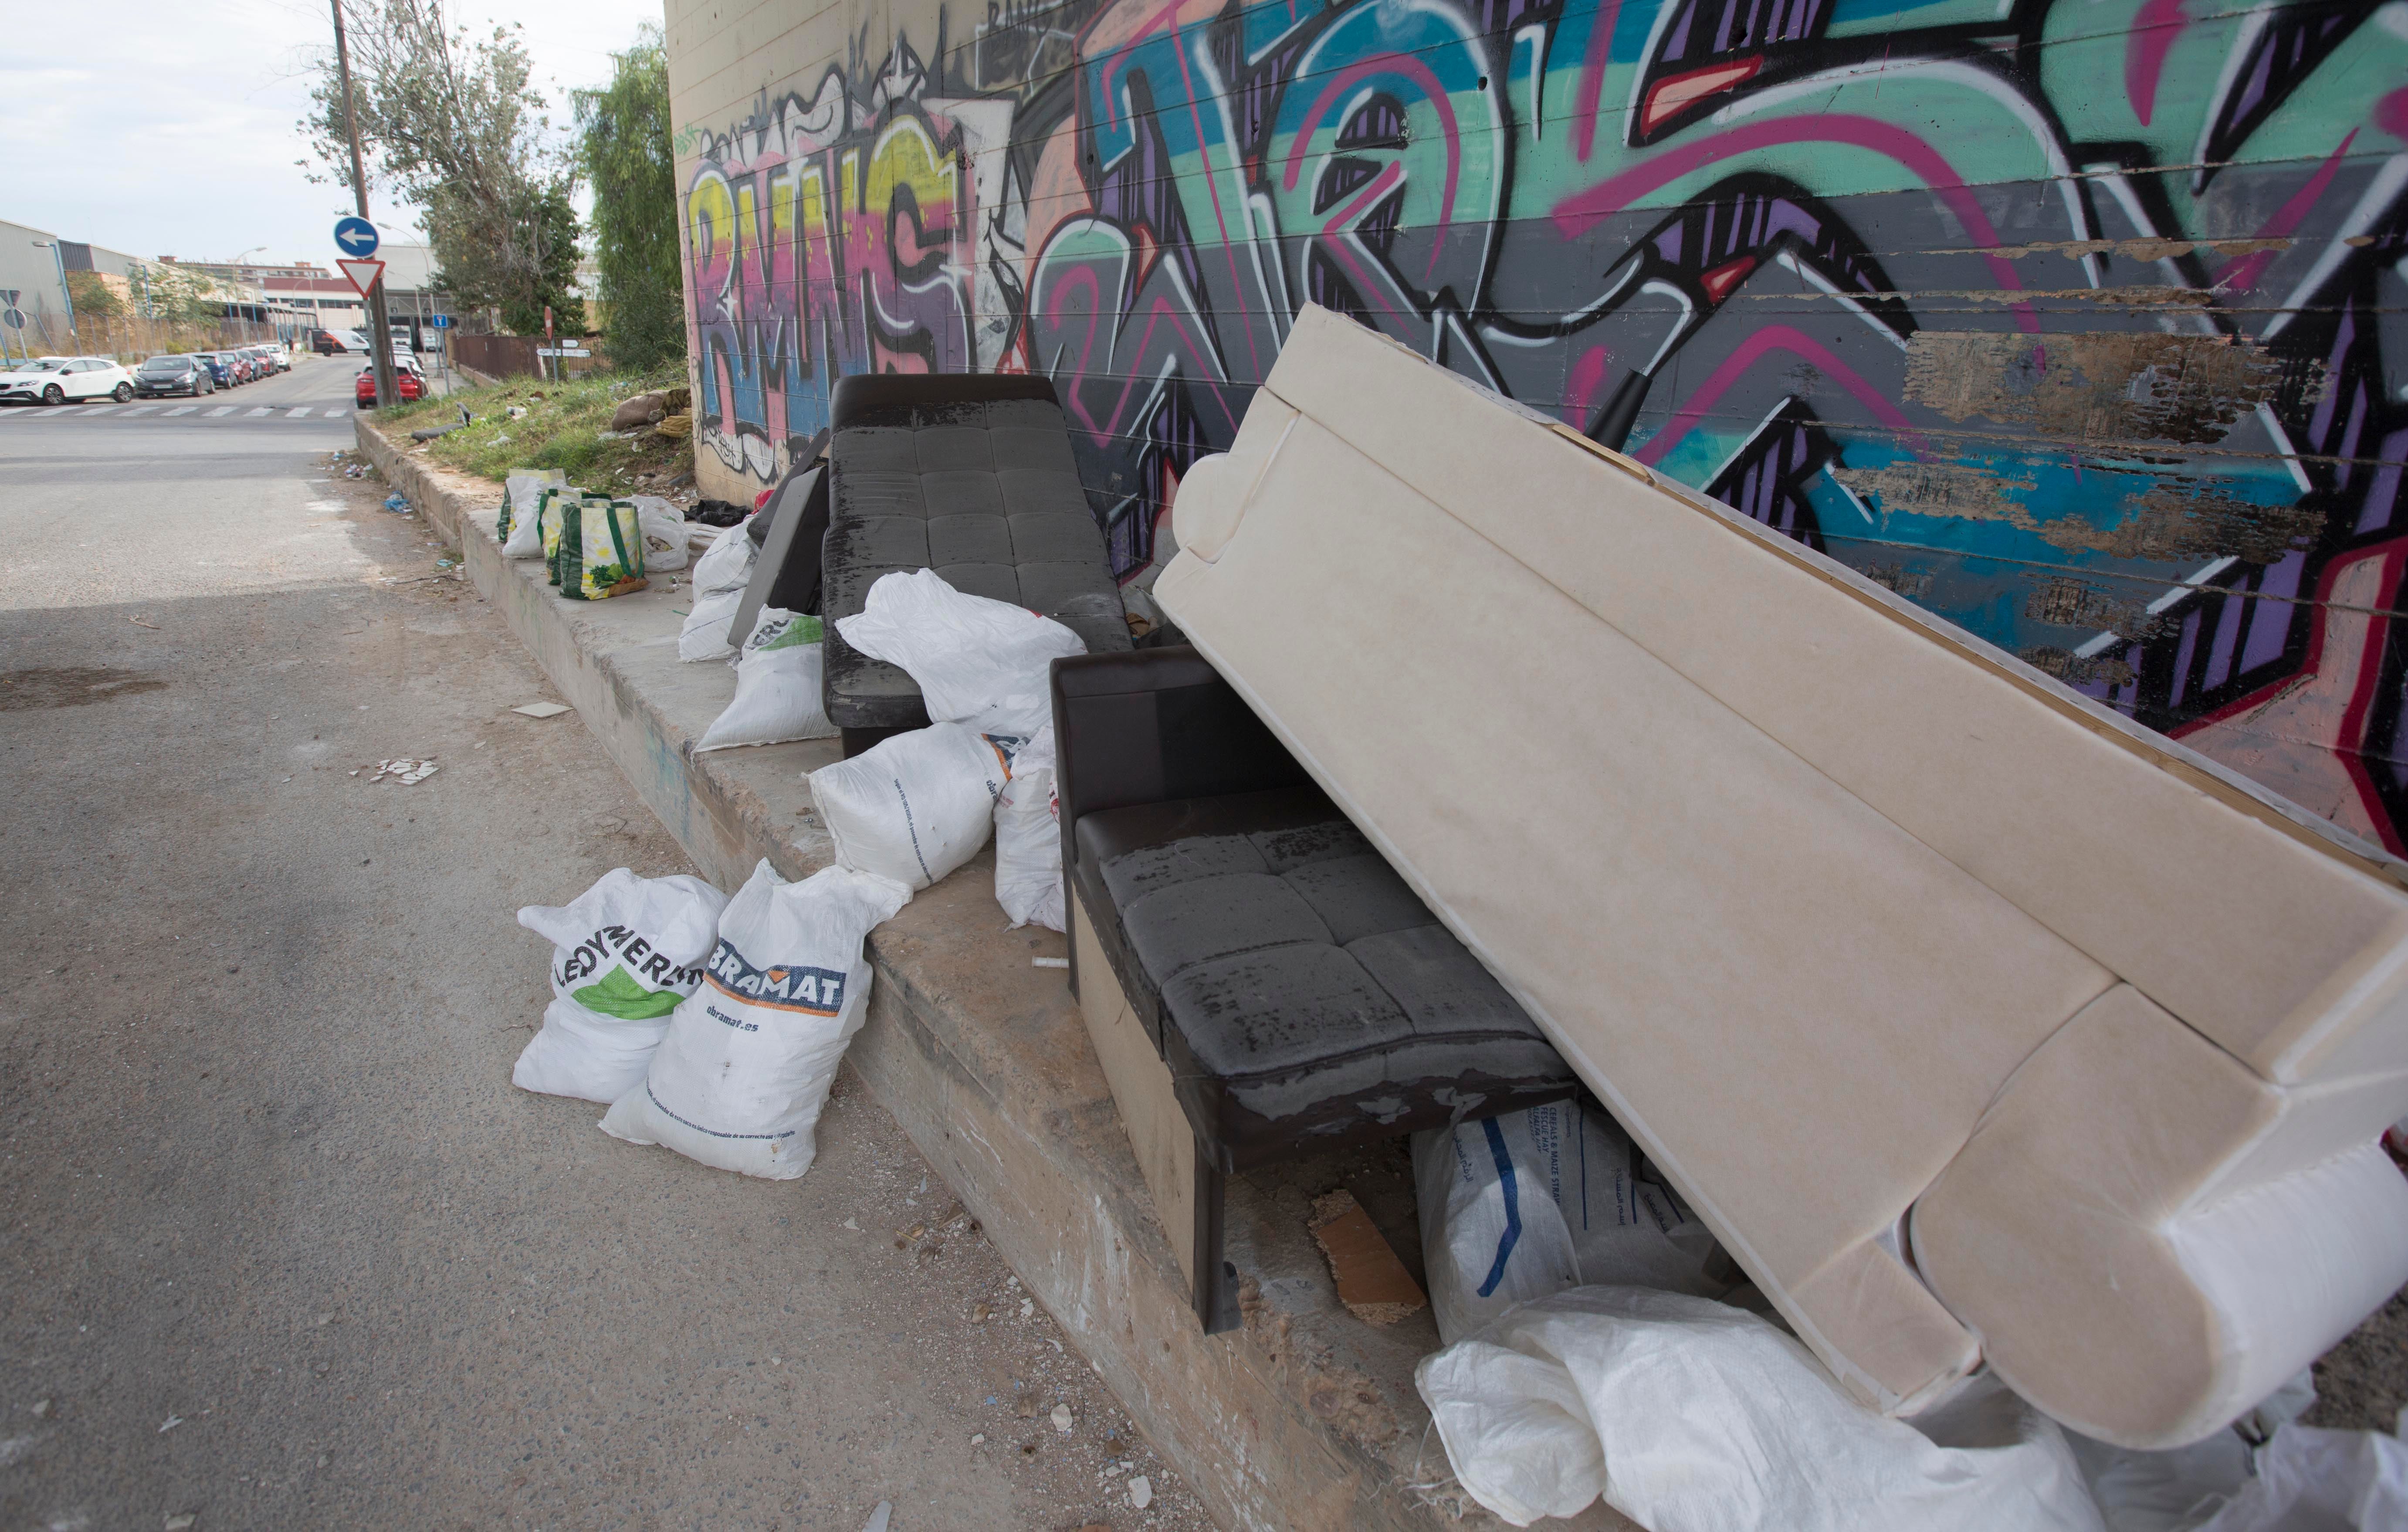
<box><xmin>206</xmin><ymin>406</ymin><xmax>234</xmax><ymax>417</ymax></box>
<box><xmin>81</xmin><ymin>406</ymin><xmax>120</xmax><ymax>416</ymax></box>
<box><xmin>287</xmin><ymin>408</ymin><xmax>310</xmax><ymax>418</ymax></box>
<box><xmin>163</xmin><ymin>406</ymin><xmax>196</xmax><ymax>417</ymax></box>
<box><xmin>245</xmin><ymin>407</ymin><xmax>270</xmax><ymax>417</ymax></box>
<box><xmin>122</xmin><ymin>406</ymin><xmax>156</xmax><ymax>416</ymax></box>
<box><xmin>325</xmin><ymin>409</ymin><xmax>350</xmax><ymax>418</ymax></box>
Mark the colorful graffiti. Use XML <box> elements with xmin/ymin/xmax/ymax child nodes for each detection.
<box><xmin>677</xmin><ymin>0</ymin><xmax>2408</xmax><ymax>847</ymax></box>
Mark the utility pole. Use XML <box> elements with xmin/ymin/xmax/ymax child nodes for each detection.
<box><xmin>332</xmin><ymin>0</ymin><xmax>399</xmax><ymax>410</ymax></box>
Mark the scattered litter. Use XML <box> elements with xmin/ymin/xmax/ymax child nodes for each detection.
<box><xmin>128</xmin><ymin>617</ymin><xmax>158</xmax><ymax>630</ymax></box>
<box><xmin>1019</xmin><ymin>1299</ymin><xmax>1035</xmax><ymax>1319</ymax></box>
<box><xmin>383</xmin><ymin>495</ymin><xmax>411</xmax><ymax>513</ymax></box>
<box><xmin>511</xmin><ymin>701</ymin><xmax>571</xmax><ymax>719</ymax></box>
<box><xmin>513</xmin><ymin>869</ymin><xmax>728</xmax><ymax>1104</ymax></box>
<box><xmin>507</xmin><ymin>406</ymin><xmax>528</xmax><ymax>420</ymax></box>
<box><xmin>972</xmin><ymin>1303</ymin><xmax>992</xmax><ymax>1322</ymax></box>
<box><xmin>158</xmin><ymin>1415</ymin><xmax>183</xmax><ymax>1433</ymax></box>
<box><xmin>165</xmin><ymin>1516</ymin><xmax>197</xmax><ymax>1532</ymax></box>
<box><xmin>29</xmin><ymin>1399</ymin><xmax>50</xmax><ymax>1419</ymax></box>
<box><xmin>859</xmin><ymin>1501</ymin><xmax>891</xmax><ymax>1532</ymax></box>
<box><xmin>1129</xmin><ymin>1475</ymin><xmax>1154</xmax><ymax>1509</ymax></box>
<box><xmin>601</xmin><ymin>861</ymin><xmax>910</xmax><ymax>1179</ymax></box>
<box><xmin>842</xmin><ymin>1217</ymin><xmax>860</xmax><ymax>1231</ymax></box>
<box><xmin>490</xmin><ymin>432</ymin><xmax>512</xmax><ymax>444</ymax></box>
<box><xmin>1309</xmin><ymin>1188</ymin><xmax>1427</xmax><ymax>1325</ymax></box>
<box><xmin>368</xmin><ymin>759</ymin><xmax>439</xmax><ymax>785</ymax></box>
<box><xmin>970</xmin><ymin>1433</ymin><xmax>986</xmax><ymax>1446</ymax></box>
<box><xmin>1051</xmin><ymin>1403</ymin><xmax>1075</xmax><ymax>1433</ymax></box>
<box><xmin>311</xmin><ymin>1313</ymin><xmax>333</xmax><ymax>1327</ymax></box>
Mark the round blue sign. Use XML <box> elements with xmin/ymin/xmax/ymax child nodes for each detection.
<box><xmin>333</xmin><ymin>217</ymin><xmax>380</xmax><ymax>258</ymax></box>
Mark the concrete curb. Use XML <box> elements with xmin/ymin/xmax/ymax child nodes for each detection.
<box><xmin>353</xmin><ymin>414</ymin><xmax>1547</xmax><ymax>1532</ymax></box>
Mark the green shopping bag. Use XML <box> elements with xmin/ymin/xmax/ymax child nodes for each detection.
<box><xmin>559</xmin><ymin>495</ymin><xmax>648</xmax><ymax>600</ymax></box>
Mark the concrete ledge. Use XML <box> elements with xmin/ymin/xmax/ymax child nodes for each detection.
<box><xmin>356</xmin><ymin>415</ymin><xmax>1629</xmax><ymax>1532</ymax></box>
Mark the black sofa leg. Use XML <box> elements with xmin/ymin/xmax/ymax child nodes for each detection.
<box><xmin>1192</xmin><ymin>1151</ymin><xmax>1241</xmax><ymax>1334</ymax></box>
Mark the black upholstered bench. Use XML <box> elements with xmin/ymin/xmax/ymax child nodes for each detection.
<box><xmin>1053</xmin><ymin>647</ymin><xmax>1578</xmax><ymax>1330</ymax></box>
<box><xmin>821</xmin><ymin>373</ymin><xmax>1131</xmax><ymax>755</ymax></box>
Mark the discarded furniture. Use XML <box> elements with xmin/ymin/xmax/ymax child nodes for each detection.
<box><xmin>1152</xmin><ymin>303</ymin><xmax>2408</xmax><ymax>1447</ymax></box>
<box><xmin>1053</xmin><ymin>645</ymin><xmax>1580</xmax><ymax>1329</ymax></box>
<box><xmin>823</xmin><ymin>374</ymin><xmax>1129</xmax><ymax>756</ymax></box>
<box><xmin>726</xmin><ymin>460</ymin><xmax>828</xmax><ymax>650</ymax></box>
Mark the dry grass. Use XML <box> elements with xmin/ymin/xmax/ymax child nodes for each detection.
<box><xmin>374</xmin><ymin>365</ymin><xmax>694</xmax><ymax>490</ymax></box>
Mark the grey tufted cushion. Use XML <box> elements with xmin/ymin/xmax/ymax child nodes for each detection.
<box><xmin>824</xmin><ymin>395</ymin><xmax>1131</xmax><ymax>729</ymax></box>
<box><xmin>1077</xmin><ymin>791</ymin><xmax>1571</xmax><ymax>1142</ymax></box>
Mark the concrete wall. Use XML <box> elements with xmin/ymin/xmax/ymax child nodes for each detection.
<box><xmin>664</xmin><ymin>0</ymin><xmax>2408</xmax><ymax>851</ymax></box>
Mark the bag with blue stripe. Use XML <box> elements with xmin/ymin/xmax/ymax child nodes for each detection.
<box><xmin>1412</xmin><ymin>1098</ymin><xmax>1724</xmax><ymax>1343</ymax></box>
<box><xmin>600</xmin><ymin>859</ymin><xmax>910</xmax><ymax>1179</ymax></box>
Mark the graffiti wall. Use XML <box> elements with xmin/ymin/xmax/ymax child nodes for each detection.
<box><xmin>668</xmin><ymin>0</ymin><xmax>2408</xmax><ymax>847</ymax></box>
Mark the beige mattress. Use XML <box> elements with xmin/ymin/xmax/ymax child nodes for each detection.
<box><xmin>1152</xmin><ymin>304</ymin><xmax>2408</xmax><ymax>1446</ymax></box>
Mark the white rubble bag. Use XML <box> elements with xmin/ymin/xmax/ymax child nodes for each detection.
<box><xmin>694</xmin><ymin>608</ymin><xmax>837</xmax><ymax>752</ymax></box>
<box><xmin>993</xmin><ymin>725</ymin><xmax>1063</xmax><ymax>931</ymax></box>
<box><xmin>512</xmin><ymin>868</ymin><xmax>730</xmax><ymax>1103</ymax></box>
<box><xmin>833</xmin><ymin>568</ymin><xmax>1087</xmax><ymax>737</ymax></box>
<box><xmin>1416</xmin><ymin>1286</ymin><xmax>2106</xmax><ymax>1532</ymax></box>
<box><xmin>679</xmin><ymin>524</ymin><xmax>758</xmax><ymax>662</ymax></box>
<box><xmin>630</xmin><ymin>496</ymin><xmax>690</xmax><ymax>572</ymax></box>
<box><xmin>808</xmin><ymin>722</ymin><xmax>1011</xmax><ymax>890</ymax></box>
<box><xmin>600</xmin><ymin>860</ymin><xmax>910</xmax><ymax>1180</ymax></box>
<box><xmin>1413</xmin><ymin>1099</ymin><xmax>1721</xmax><ymax>1343</ymax></box>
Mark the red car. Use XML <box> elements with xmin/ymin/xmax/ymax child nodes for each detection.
<box><xmin>356</xmin><ymin>366</ymin><xmax>427</xmax><ymax>405</ymax></box>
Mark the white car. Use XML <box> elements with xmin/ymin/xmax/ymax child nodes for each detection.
<box><xmin>0</xmin><ymin>356</ymin><xmax>135</xmax><ymax>406</ymax></box>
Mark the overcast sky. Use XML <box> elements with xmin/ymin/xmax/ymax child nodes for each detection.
<box><xmin>1</xmin><ymin>0</ymin><xmax>664</xmax><ymax>268</ymax></box>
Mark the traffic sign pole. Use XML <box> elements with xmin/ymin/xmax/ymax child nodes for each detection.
<box><xmin>331</xmin><ymin>0</ymin><xmax>399</xmax><ymax>411</ymax></box>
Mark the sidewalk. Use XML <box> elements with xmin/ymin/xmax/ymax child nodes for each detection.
<box><xmin>351</xmin><ymin>415</ymin><xmax>1612</xmax><ymax>1531</ymax></box>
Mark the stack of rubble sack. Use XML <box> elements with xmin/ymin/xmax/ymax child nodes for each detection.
<box><xmin>511</xmin><ymin>860</ymin><xmax>911</xmax><ymax>1181</ymax></box>
<box><xmin>808</xmin><ymin>569</ymin><xmax>1077</xmax><ymax>928</ymax></box>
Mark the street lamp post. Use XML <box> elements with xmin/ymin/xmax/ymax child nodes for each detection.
<box><xmin>30</xmin><ymin>241</ymin><xmax>78</xmax><ymax>351</ymax></box>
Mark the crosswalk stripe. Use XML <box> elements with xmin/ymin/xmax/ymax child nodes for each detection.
<box><xmin>80</xmin><ymin>406</ymin><xmax>119</xmax><ymax>416</ymax></box>
<box><xmin>245</xmin><ymin>407</ymin><xmax>270</xmax><ymax>417</ymax></box>
<box><xmin>206</xmin><ymin>406</ymin><xmax>234</xmax><ymax>417</ymax></box>
<box><xmin>163</xmin><ymin>406</ymin><xmax>196</xmax><ymax>417</ymax></box>
<box><xmin>122</xmin><ymin>406</ymin><xmax>156</xmax><ymax>416</ymax></box>
<box><xmin>287</xmin><ymin>407</ymin><xmax>311</xmax><ymax>418</ymax></box>
<box><xmin>324</xmin><ymin>409</ymin><xmax>350</xmax><ymax>419</ymax></box>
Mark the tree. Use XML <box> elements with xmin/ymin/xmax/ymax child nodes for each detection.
<box><xmin>299</xmin><ymin>1</ymin><xmax>583</xmax><ymax>334</ymax></box>
<box><xmin>574</xmin><ymin>26</ymin><xmax>682</xmax><ymax>371</ymax></box>
<box><xmin>62</xmin><ymin>272</ymin><xmax>123</xmax><ymax>321</ymax></box>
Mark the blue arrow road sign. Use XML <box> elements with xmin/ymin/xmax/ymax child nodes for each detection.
<box><xmin>333</xmin><ymin>217</ymin><xmax>379</xmax><ymax>258</ymax></box>
<box><xmin>427</xmin><ymin>314</ymin><xmax>454</xmax><ymax>329</ymax></box>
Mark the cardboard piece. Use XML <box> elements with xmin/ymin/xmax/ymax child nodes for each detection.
<box><xmin>1154</xmin><ymin>304</ymin><xmax>2408</xmax><ymax>1445</ymax></box>
<box><xmin>1308</xmin><ymin>1190</ymin><xmax>1426</xmax><ymax>1326</ymax></box>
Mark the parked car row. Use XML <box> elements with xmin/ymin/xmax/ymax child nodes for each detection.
<box><xmin>0</xmin><ymin>342</ymin><xmax>296</xmax><ymax>405</ymax></box>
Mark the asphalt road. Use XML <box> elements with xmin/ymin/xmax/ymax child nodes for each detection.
<box><xmin>0</xmin><ymin>357</ymin><xmax>1208</xmax><ymax>1531</ymax></box>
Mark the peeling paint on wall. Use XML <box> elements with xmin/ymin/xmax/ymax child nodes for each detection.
<box><xmin>1903</xmin><ymin>333</ymin><xmax>2307</xmax><ymax>447</ymax></box>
